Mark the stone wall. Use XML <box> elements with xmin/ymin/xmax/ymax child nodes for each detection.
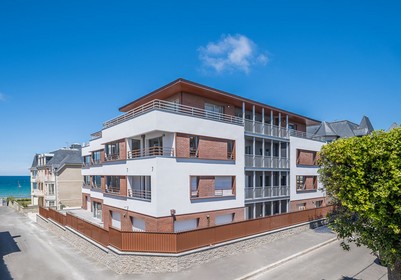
<box><xmin>36</xmin><ymin>214</ymin><xmax>325</xmax><ymax>274</ymax></box>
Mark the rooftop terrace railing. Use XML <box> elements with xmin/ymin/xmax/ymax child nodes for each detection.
<box><xmin>103</xmin><ymin>99</ymin><xmax>244</xmax><ymax>129</ymax></box>
<box><xmin>289</xmin><ymin>129</ymin><xmax>327</xmax><ymax>142</ymax></box>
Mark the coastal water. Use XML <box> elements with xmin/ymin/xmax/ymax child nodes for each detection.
<box><xmin>0</xmin><ymin>176</ymin><xmax>31</xmax><ymax>198</ymax></box>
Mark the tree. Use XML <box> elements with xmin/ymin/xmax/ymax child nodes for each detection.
<box><xmin>319</xmin><ymin>128</ymin><xmax>401</xmax><ymax>280</ymax></box>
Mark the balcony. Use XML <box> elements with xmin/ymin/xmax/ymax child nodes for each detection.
<box><xmin>128</xmin><ymin>189</ymin><xmax>151</xmax><ymax>201</ymax></box>
<box><xmin>244</xmin><ymin>120</ymin><xmax>288</xmax><ymax>139</ymax></box>
<box><xmin>105</xmin><ymin>186</ymin><xmax>121</xmax><ymax>195</ymax></box>
<box><xmin>127</xmin><ymin>146</ymin><xmax>174</xmax><ymax>159</ymax></box>
<box><xmin>103</xmin><ymin>99</ymin><xmax>243</xmax><ymax>129</ymax></box>
<box><xmin>82</xmin><ymin>183</ymin><xmax>91</xmax><ymax>189</ymax></box>
<box><xmin>245</xmin><ymin>155</ymin><xmax>289</xmax><ymax>169</ymax></box>
<box><xmin>91</xmin><ymin>131</ymin><xmax>102</xmax><ymax>140</ymax></box>
<box><xmin>32</xmin><ymin>189</ymin><xmax>44</xmax><ymax>197</ymax></box>
<box><xmin>289</xmin><ymin>129</ymin><xmax>326</xmax><ymax>142</ymax></box>
<box><xmin>245</xmin><ymin>186</ymin><xmax>289</xmax><ymax>200</ymax></box>
<box><xmin>105</xmin><ymin>153</ymin><xmax>121</xmax><ymax>162</ymax></box>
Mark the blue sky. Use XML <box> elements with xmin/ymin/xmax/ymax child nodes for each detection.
<box><xmin>0</xmin><ymin>1</ymin><xmax>400</xmax><ymax>175</ymax></box>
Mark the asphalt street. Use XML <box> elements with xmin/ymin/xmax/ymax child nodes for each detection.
<box><xmin>253</xmin><ymin>240</ymin><xmax>388</xmax><ymax>280</ymax></box>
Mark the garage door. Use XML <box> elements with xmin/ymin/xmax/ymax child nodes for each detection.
<box><xmin>215</xmin><ymin>213</ymin><xmax>233</xmax><ymax>225</ymax></box>
<box><xmin>174</xmin><ymin>219</ymin><xmax>198</xmax><ymax>232</ymax></box>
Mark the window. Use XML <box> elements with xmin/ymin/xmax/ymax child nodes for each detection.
<box><xmin>296</xmin><ymin>176</ymin><xmax>305</xmax><ymax>191</ymax></box>
<box><xmin>92</xmin><ymin>176</ymin><xmax>101</xmax><ymax>189</ymax></box>
<box><xmin>128</xmin><ymin>176</ymin><xmax>151</xmax><ymax>200</ymax></box>
<box><xmin>47</xmin><ymin>184</ymin><xmax>55</xmax><ymax>195</ymax></box>
<box><xmin>105</xmin><ymin>142</ymin><xmax>120</xmax><ymax>161</ymax></box>
<box><xmin>297</xmin><ymin>203</ymin><xmax>306</xmax><ymax>211</ymax></box>
<box><xmin>289</xmin><ymin>123</ymin><xmax>297</xmax><ymax>130</ymax></box>
<box><xmin>106</xmin><ymin>176</ymin><xmax>120</xmax><ymax>193</ymax></box>
<box><xmin>189</xmin><ymin>136</ymin><xmax>199</xmax><ymax>157</ymax></box>
<box><xmin>315</xmin><ymin>200</ymin><xmax>323</xmax><ymax>208</ymax></box>
<box><xmin>92</xmin><ymin>151</ymin><xmax>101</xmax><ymax>165</ymax></box>
<box><xmin>215</xmin><ymin>176</ymin><xmax>233</xmax><ymax>196</ymax></box>
<box><xmin>83</xmin><ymin>155</ymin><xmax>91</xmax><ymax>166</ymax></box>
<box><xmin>227</xmin><ymin>140</ymin><xmax>235</xmax><ymax>160</ymax></box>
<box><xmin>205</xmin><ymin>103</ymin><xmax>224</xmax><ymax>114</ymax></box>
<box><xmin>148</xmin><ymin>137</ymin><xmax>163</xmax><ymax>156</ymax></box>
<box><xmin>33</xmin><ymin>182</ymin><xmax>38</xmax><ymax>189</ymax></box>
<box><xmin>281</xmin><ymin>174</ymin><xmax>287</xmax><ymax>186</ymax></box>
<box><xmin>83</xmin><ymin>176</ymin><xmax>91</xmax><ymax>187</ymax></box>
<box><xmin>48</xmin><ymin>200</ymin><xmax>55</xmax><ymax>207</ymax></box>
<box><xmin>190</xmin><ymin>176</ymin><xmax>199</xmax><ymax>197</ymax></box>
<box><xmin>93</xmin><ymin>202</ymin><xmax>102</xmax><ymax>220</ymax></box>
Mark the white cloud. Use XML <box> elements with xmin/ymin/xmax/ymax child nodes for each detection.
<box><xmin>198</xmin><ymin>34</ymin><xmax>268</xmax><ymax>74</ymax></box>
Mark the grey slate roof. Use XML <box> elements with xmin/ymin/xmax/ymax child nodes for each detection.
<box><xmin>46</xmin><ymin>149</ymin><xmax>82</xmax><ymax>168</ymax></box>
<box><xmin>307</xmin><ymin>116</ymin><xmax>374</xmax><ymax>140</ymax></box>
<box><xmin>31</xmin><ymin>154</ymin><xmax>38</xmax><ymax>168</ymax></box>
<box><xmin>388</xmin><ymin>122</ymin><xmax>399</xmax><ymax>131</ymax></box>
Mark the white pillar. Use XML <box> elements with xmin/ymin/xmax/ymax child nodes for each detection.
<box><xmin>278</xmin><ymin>113</ymin><xmax>282</xmax><ymax>137</ymax></box>
<box><xmin>270</xmin><ymin>111</ymin><xmax>274</xmax><ymax>136</ymax></box>
<box><xmin>262</xmin><ymin>108</ymin><xmax>265</xmax><ymax>134</ymax></box>
<box><xmin>242</xmin><ymin>102</ymin><xmax>245</xmax><ymax>123</ymax></box>
<box><xmin>253</xmin><ymin>137</ymin><xmax>256</xmax><ymax>167</ymax></box>
<box><xmin>252</xmin><ymin>105</ymin><xmax>255</xmax><ymax>133</ymax></box>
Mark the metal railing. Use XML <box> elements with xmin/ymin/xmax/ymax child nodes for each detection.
<box><xmin>128</xmin><ymin>189</ymin><xmax>151</xmax><ymax>201</ymax></box>
<box><xmin>90</xmin><ymin>131</ymin><xmax>102</xmax><ymax>140</ymax></box>
<box><xmin>245</xmin><ymin>155</ymin><xmax>290</xmax><ymax>169</ymax></box>
<box><xmin>245</xmin><ymin>186</ymin><xmax>290</xmax><ymax>199</ymax></box>
<box><xmin>127</xmin><ymin>146</ymin><xmax>174</xmax><ymax>159</ymax></box>
<box><xmin>105</xmin><ymin>153</ymin><xmax>120</xmax><ymax>161</ymax></box>
<box><xmin>244</xmin><ymin>120</ymin><xmax>289</xmax><ymax>139</ymax></box>
<box><xmin>289</xmin><ymin>129</ymin><xmax>326</xmax><ymax>142</ymax></box>
<box><xmin>105</xmin><ymin>186</ymin><xmax>121</xmax><ymax>195</ymax></box>
<box><xmin>103</xmin><ymin>99</ymin><xmax>243</xmax><ymax>129</ymax></box>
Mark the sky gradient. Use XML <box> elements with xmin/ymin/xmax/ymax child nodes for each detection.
<box><xmin>1</xmin><ymin>1</ymin><xmax>400</xmax><ymax>175</ymax></box>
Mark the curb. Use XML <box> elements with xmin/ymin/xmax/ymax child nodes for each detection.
<box><xmin>235</xmin><ymin>237</ymin><xmax>338</xmax><ymax>280</ymax></box>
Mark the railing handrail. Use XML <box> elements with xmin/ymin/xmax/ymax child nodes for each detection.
<box><xmin>102</xmin><ymin>99</ymin><xmax>243</xmax><ymax>129</ymax></box>
<box><xmin>127</xmin><ymin>146</ymin><xmax>174</xmax><ymax>159</ymax></box>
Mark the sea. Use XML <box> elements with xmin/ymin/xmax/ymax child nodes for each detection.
<box><xmin>0</xmin><ymin>176</ymin><xmax>31</xmax><ymax>199</ymax></box>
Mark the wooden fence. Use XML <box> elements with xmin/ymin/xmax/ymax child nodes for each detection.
<box><xmin>39</xmin><ymin>206</ymin><xmax>332</xmax><ymax>253</ymax></box>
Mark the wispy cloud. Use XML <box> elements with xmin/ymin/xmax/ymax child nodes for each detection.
<box><xmin>198</xmin><ymin>34</ymin><xmax>268</xmax><ymax>74</ymax></box>
<box><xmin>0</xmin><ymin>93</ymin><xmax>5</xmax><ymax>101</ymax></box>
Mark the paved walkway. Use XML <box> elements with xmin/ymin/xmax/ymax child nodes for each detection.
<box><xmin>2</xmin><ymin>205</ymin><xmax>378</xmax><ymax>280</ymax></box>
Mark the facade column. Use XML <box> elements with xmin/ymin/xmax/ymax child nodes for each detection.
<box><xmin>262</xmin><ymin>202</ymin><xmax>266</xmax><ymax>217</ymax></box>
<box><xmin>262</xmin><ymin>108</ymin><xmax>265</xmax><ymax>134</ymax></box>
<box><xmin>279</xmin><ymin>141</ymin><xmax>281</xmax><ymax>168</ymax></box>
<box><xmin>271</xmin><ymin>141</ymin><xmax>274</xmax><ymax>168</ymax></box>
<box><xmin>262</xmin><ymin>139</ymin><xmax>265</xmax><ymax>167</ymax></box>
<box><xmin>242</xmin><ymin>102</ymin><xmax>245</xmax><ymax>124</ymax></box>
<box><xmin>271</xmin><ymin>200</ymin><xmax>274</xmax><ymax>215</ymax></box>
<box><xmin>286</xmin><ymin>114</ymin><xmax>289</xmax><ymax>137</ymax></box>
<box><xmin>253</xmin><ymin>137</ymin><xmax>256</xmax><ymax>167</ymax></box>
<box><xmin>279</xmin><ymin>200</ymin><xmax>282</xmax><ymax>214</ymax></box>
<box><xmin>253</xmin><ymin>203</ymin><xmax>256</xmax><ymax>219</ymax></box>
<box><xmin>252</xmin><ymin>105</ymin><xmax>255</xmax><ymax>133</ymax></box>
<box><xmin>278</xmin><ymin>112</ymin><xmax>282</xmax><ymax>137</ymax></box>
<box><xmin>253</xmin><ymin>171</ymin><xmax>256</xmax><ymax>199</ymax></box>
<box><xmin>271</xmin><ymin>171</ymin><xmax>274</xmax><ymax>197</ymax></box>
<box><xmin>270</xmin><ymin>110</ymin><xmax>274</xmax><ymax>136</ymax></box>
<box><xmin>262</xmin><ymin>170</ymin><xmax>265</xmax><ymax>197</ymax></box>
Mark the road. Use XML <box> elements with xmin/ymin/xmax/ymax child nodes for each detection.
<box><xmin>253</xmin><ymin>240</ymin><xmax>388</xmax><ymax>280</ymax></box>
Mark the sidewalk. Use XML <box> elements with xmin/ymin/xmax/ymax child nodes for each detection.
<box><xmin>133</xmin><ymin>226</ymin><xmax>337</xmax><ymax>280</ymax></box>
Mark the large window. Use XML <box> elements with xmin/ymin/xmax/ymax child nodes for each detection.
<box><xmin>93</xmin><ymin>201</ymin><xmax>102</xmax><ymax>220</ymax></box>
<box><xmin>214</xmin><ymin>176</ymin><xmax>233</xmax><ymax>196</ymax></box>
<box><xmin>205</xmin><ymin>103</ymin><xmax>224</xmax><ymax>114</ymax></box>
<box><xmin>83</xmin><ymin>176</ymin><xmax>91</xmax><ymax>187</ymax></box>
<box><xmin>106</xmin><ymin>176</ymin><xmax>120</xmax><ymax>193</ymax></box>
<box><xmin>105</xmin><ymin>142</ymin><xmax>120</xmax><ymax>161</ymax></box>
<box><xmin>128</xmin><ymin>176</ymin><xmax>151</xmax><ymax>200</ymax></box>
<box><xmin>190</xmin><ymin>176</ymin><xmax>199</xmax><ymax>197</ymax></box>
<box><xmin>92</xmin><ymin>151</ymin><xmax>101</xmax><ymax>165</ymax></box>
<box><xmin>47</xmin><ymin>184</ymin><xmax>55</xmax><ymax>195</ymax></box>
<box><xmin>189</xmin><ymin>136</ymin><xmax>199</xmax><ymax>157</ymax></box>
<box><xmin>92</xmin><ymin>176</ymin><xmax>101</xmax><ymax>189</ymax></box>
<box><xmin>296</xmin><ymin>176</ymin><xmax>305</xmax><ymax>191</ymax></box>
<box><xmin>83</xmin><ymin>155</ymin><xmax>91</xmax><ymax>166</ymax></box>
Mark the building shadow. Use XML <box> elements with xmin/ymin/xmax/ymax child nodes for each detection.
<box><xmin>0</xmin><ymin>231</ymin><xmax>21</xmax><ymax>280</ymax></box>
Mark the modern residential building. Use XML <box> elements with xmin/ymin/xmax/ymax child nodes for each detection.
<box><xmin>81</xmin><ymin>78</ymin><xmax>327</xmax><ymax>233</ymax></box>
<box><xmin>30</xmin><ymin>144</ymin><xmax>83</xmax><ymax>209</ymax></box>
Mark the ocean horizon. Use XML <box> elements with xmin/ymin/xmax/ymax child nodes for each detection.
<box><xmin>0</xmin><ymin>176</ymin><xmax>31</xmax><ymax>198</ymax></box>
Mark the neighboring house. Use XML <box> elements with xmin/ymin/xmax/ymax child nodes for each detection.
<box><xmin>81</xmin><ymin>78</ymin><xmax>326</xmax><ymax>233</ymax></box>
<box><xmin>30</xmin><ymin>144</ymin><xmax>83</xmax><ymax>209</ymax></box>
<box><xmin>306</xmin><ymin>116</ymin><xmax>374</xmax><ymax>142</ymax></box>
<box><xmin>388</xmin><ymin>122</ymin><xmax>399</xmax><ymax>131</ymax></box>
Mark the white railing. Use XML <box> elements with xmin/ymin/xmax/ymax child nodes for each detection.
<box><xmin>128</xmin><ymin>189</ymin><xmax>151</xmax><ymax>201</ymax></box>
<box><xmin>245</xmin><ymin>155</ymin><xmax>290</xmax><ymax>169</ymax></box>
<box><xmin>103</xmin><ymin>99</ymin><xmax>243</xmax><ymax>129</ymax></box>
<box><xmin>90</xmin><ymin>131</ymin><xmax>102</xmax><ymax>140</ymax></box>
<box><xmin>244</xmin><ymin>186</ymin><xmax>289</xmax><ymax>200</ymax></box>
<box><xmin>289</xmin><ymin>129</ymin><xmax>326</xmax><ymax>142</ymax></box>
<box><xmin>127</xmin><ymin>146</ymin><xmax>174</xmax><ymax>159</ymax></box>
<box><xmin>244</xmin><ymin>120</ymin><xmax>289</xmax><ymax>139</ymax></box>
<box><xmin>105</xmin><ymin>153</ymin><xmax>120</xmax><ymax>161</ymax></box>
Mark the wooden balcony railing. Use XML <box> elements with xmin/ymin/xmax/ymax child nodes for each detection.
<box><xmin>105</xmin><ymin>153</ymin><xmax>120</xmax><ymax>162</ymax></box>
<box><xmin>127</xmin><ymin>146</ymin><xmax>174</xmax><ymax>159</ymax></box>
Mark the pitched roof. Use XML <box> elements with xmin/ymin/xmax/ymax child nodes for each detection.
<box><xmin>46</xmin><ymin>149</ymin><xmax>82</xmax><ymax>168</ymax></box>
<box><xmin>308</xmin><ymin>116</ymin><xmax>374</xmax><ymax>139</ymax></box>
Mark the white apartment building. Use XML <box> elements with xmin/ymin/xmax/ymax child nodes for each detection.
<box><xmin>81</xmin><ymin>79</ymin><xmax>326</xmax><ymax>232</ymax></box>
